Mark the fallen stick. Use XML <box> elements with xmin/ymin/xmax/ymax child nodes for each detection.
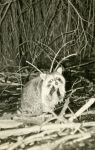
<box><xmin>8</xmin><ymin>130</ymin><xmax>57</xmax><ymax>150</ymax></box>
<box><xmin>0</xmin><ymin>142</ymin><xmax>10</xmax><ymax>150</ymax></box>
<box><xmin>59</xmin><ymin>98</ymin><xmax>69</xmax><ymax>116</ymax></box>
<box><xmin>1</xmin><ymin>121</ymin><xmax>95</xmax><ymax>140</ymax></box>
<box><xmin>0</xmin><ymin>123</ymin><xmax>81</xmax><ymax>139</ymax></box>
<box><xmin>65</xmin><ymin>110</ymin><xmax>95</xmax><ymax>118</ymax></box>
<box><xmin>0</xmin><ymin>120</ymin><xmax>23</xmax><ymax>129</ymax></box>
<box><xmin>27</xmin><ymin>132</ymin><xmax>91</xmax><ymax>150</ymax></box>
<box><xmin>69</xmin><ymin>98</ymin><xmax>95</xmax><ymax>122</ymax></box>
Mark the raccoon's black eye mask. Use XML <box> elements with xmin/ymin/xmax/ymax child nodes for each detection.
<box><xmin>47</xmin><ymin>77</ymin><xmax>63</xmax><ymax>85</ymax></box>
<box><xmin>47</xmin><ymin>79</ymin><xmax>53</xmax><ymax>87</ymax></box>
<box><xmin>56</xmin><ymin>77</ymin><xmax>63</xmax><ymax>83</ymax></box>
<box><xmin>47</xmin><ymin>83</ymin><xmax>51</xmax><ymax>88</ymax></box>
<box><xmin>48</xmin><ymin>79</ymin><xmax>53</xmax><ymax>84</ymax></box>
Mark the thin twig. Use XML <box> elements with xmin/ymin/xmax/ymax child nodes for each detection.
<box><xmin>0</xmin><ymin>1</ymin><xmax>12</xmax><ymax>26</ymax></box>
<box><xmin>50</xmin><ymin>40</ymin><xmax>74</xmax><ymax>72</ymax></box>
<box><xmin>68</xmin><ymin>0</ymin><xmax>95</xmax><ymax>25</ymax></box>
<box><xmin>67</xmin><ymin>60</ymin><xmax>95</xmax><ymax>69</ymax></box>
<box><xmin>55</xmin><ymin>53</ymin><xmax>77</xmax><ymax>70</ymax></box>
<box><xmin>26</xmin><ymin>61</ymin><xmax>42</xmax><ymax>73</ymax></box>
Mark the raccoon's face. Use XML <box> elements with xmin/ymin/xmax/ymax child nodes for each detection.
<box><xmin>41</xmin><ymin>67</ymin><xmax>66</xmax><ymax>111</ymax></box>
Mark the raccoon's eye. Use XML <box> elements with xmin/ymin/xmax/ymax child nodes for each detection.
<box><xmin>49</xmin><ymin>79</ymin><xmax>53</xmax><ymax>83</ymax></box>
<box><xmin>56</xmin><ymin>77</ymin><xmax>62</xmax><ymax>83</ymax></box>
<box><xmin>47</xmin><ymin>84</ymin><xmax>51</xmax><ymax>87</ymax></box>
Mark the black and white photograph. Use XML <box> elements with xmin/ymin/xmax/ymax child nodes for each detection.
<box><xmin>0</xmin><ymin>0</ymin><xmax>95</xmax><ymax>149</ymax></box>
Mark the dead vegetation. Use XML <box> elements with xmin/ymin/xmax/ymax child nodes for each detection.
<box><xmin>0</xmin><ymin>68</ymin><xmax>95</xmax><ymax>150</ymax></box>
<box><xmin>0</xmin><ymin>0</ymin><xmax>95</xmax><ymax>149</ymax></box>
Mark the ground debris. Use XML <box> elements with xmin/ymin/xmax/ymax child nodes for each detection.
<box><xmin>0</xmin><ymin>71</ymin><xmax>95</xmax><ymax>150</ymax></box>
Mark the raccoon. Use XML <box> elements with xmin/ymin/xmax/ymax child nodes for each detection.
<box><xmin>21</xmin><ymin>67</ymin><xmax>66</xmax><ymax>116</ymax></box>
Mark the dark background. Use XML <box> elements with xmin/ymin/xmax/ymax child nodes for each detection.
<box><xmin>0</xmin><ymin>0</ymin><xmax>95</xmax><ymax>70</ymax></box>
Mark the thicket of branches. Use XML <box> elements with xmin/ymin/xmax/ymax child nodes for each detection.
<box><xmin>0</xmin><ymin>0</ymin><xmax>95</xmax><ymax>70</ymax></box>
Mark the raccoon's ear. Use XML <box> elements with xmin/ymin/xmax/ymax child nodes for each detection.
<box><xmin>56</xmin><ymin>67</ymin><xmax>63</xmax><ymax>74</ymax></box>
<box><xmin>40</xmin><ymin>73</ymin><xmax>47</xmax><ymax>80</ymax></box>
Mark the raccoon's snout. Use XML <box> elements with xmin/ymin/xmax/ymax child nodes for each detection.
<box><xmin>50</xmin><ymin>86</ymin><xmax>61</xmax><ymax>97</ymax></box>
